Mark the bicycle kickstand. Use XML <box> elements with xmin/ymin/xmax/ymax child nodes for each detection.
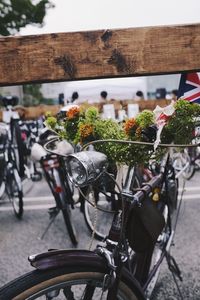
<box><xmin>39</xmin><ymin>207</ymin><xmax>60</xmax><ymax>240</ymax></box>
<box><xmin>165</xmin><ymin>251</ymin><xmax>184</xmax><ymax>300</ymax></box>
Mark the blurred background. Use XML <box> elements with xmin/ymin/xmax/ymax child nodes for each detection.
<box><xmin>0</xmin><ymin>0</ymin><xmax>199</xmax><ymax>106</ymax></box>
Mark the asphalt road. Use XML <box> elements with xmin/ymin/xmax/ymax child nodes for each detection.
<box><xmin>0</xmin><ymin>171</ymin><xmax>200</xmax><ymax>299</ymax></box>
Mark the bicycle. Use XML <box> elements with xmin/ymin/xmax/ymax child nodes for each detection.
<box><xmin>19</xmin><ymin>119</ymin><xmax>43</xmax><ymax>181</ymax></box>
<box><xmin>0</xmin><ymin>139</ymin><xmax>191</xmax><ymax>300</ymax></box>
<box><xmin>31</xmin><ymin>129</ymin><xmax>127</xmax><ymax>244</ymax></box>
<box><xmin>172</xmin><ymin>147</ymin><xmax>195</xmax><ymax>180</ymax></box>
<box><xmin>31</xmin><ymin>130</ymin><xmax>79</xmax><ymax>246</ymax></box>
<box><xmin>172</xmin><ymin>121</ymin><xmax>200</xmax><ymax>180</ymax></box>
<box><xmin>0</xmin><ymin>96</ymin><xmax>25</xmax><ymax>178</ymax></box>
<box><xmin>0</xmin><ymin>121</ymin><xmax>24</xmax><ymax>218</ymax></box>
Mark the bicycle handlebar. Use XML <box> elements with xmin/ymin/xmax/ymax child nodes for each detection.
<box><xmin>130</xmin><ymin>173</ymin><xmax>163</xmax><ymax>208</ymax></box>
<box><xmin>44</xmin><ymin>137</ymin><xmax>200</xmax><ymax>159</ymax></box>
<box><xmin>82</xmin><ymin>139</ymin><xmax>200</xmax><ymax>150</ymax></box>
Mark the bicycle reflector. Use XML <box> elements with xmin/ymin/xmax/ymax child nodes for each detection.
<box><xmin>66</xmin><ymin>151</ymin><xmax>108</xmax><ymax>187</ymax></box>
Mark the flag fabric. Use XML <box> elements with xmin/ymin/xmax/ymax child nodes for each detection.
<box><xmin>177</xmin><ymin>73</ymin><xmax>200</xmax><ymax>104</ymax></box>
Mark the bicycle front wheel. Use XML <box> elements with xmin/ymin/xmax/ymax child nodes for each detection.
<box><xmin>11</xmin><ymin>120</ymin><xmax>25</xmax><ymax>178</ymax></box>
<box><xmin>173</xmin><ymin>149</ymin><xmax>195</xmax><ymax>180</ymax></box>
<box><xmin>61</xmin><ymin>205</ymin><xmax>78</xmax><ymax>246</ymax></box>
<box><xmin>83</xmin><ymin>185</ymin><xmax>116</xmax><ymax>241</ymax></box>
<box><xmin>0</xmin><ymin>265</ymin><xmax>144</xmax><ymax>300</ymax></box>
<box><xmin>7</xmin><ymin>168</ymin><xmax>23</xmax><ymax>218</ymax></box>
<box><xmin>181</xmin><ymin>149</ymin><xmax>195</xmax><ymax>180</ymax></box>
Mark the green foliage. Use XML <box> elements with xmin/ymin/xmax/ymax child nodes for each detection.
<box><xmin>84</xmin><ymin>106</ymin><xmax>99</xmax><ymax>122</ymax></box>
<box><xmin>136</xmin><ymin>110</ymin><xmax>155</xmax><ymax>128</ymax></box>
<box><xmin>45</xmin><ymin>115</ymin><xmax>57</xmax><ymax>129</ymax></box>
<box><xmin>45</xmin><ymin>100</ymin><xmax>200</xmax><ymax>165</ymax></box>
<box><xmin>162</xmin><ymin>99</ymin><xmax>200</xmax><ymax>144</ymax></box>
<box><xmin>23</xmin><ymin>84</ymin><xmax>43</xmax><ymax>106</ymax></box>
<box><xmin>0</xmin><ymin>0</ymin><xmax>54</xmax><ymax>36</ymax></box>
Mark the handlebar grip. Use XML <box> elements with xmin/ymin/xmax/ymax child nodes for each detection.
<box><xmin>131</xmin><ymin>173</ymin><xmax>163</xmax><ymax>206</ymax></box>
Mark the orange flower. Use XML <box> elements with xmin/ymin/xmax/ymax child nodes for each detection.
<box><xmin>123</xmin><ymin>118</ymin><xmax>137</xmax><ymax>136</ymax></box>
<box><xmin>135</xmin><ymin>126</ymin><xmax>142</xmax><ymax>138</ymax></box>
<box><xmin>66</xmin><ymin>107</ymin><xmax>80</xmax><ymax>119</ymax></box>
<box><xmin>79</xmin><ymin>124</ymin><xmax>94</xmax><ymax>139</ymax></box>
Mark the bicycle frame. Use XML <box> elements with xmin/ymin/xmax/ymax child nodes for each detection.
<box><xmin>0</xmin><ymin>124</ymin><xmax>24</xmax><ymax>218</ymax></box>
<box><xmin>40</xmin><ymin>154</ymin><xmax>74</xmax><ymax>209</ymax></box>
<box><xmin>3</xmin><ymin>130</ymin><xmax>22</xmax><ymax>192</ymax></box>
<box><xmin>29</xmin><ymin>154</ymin><xmax>171</xmax><ymax>300</ymax></box>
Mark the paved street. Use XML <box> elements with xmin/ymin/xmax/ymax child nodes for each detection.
<box><xmin>0</xmin><ymin>171</ymin><xmax>200</xmax><ymax>299</ymax></box>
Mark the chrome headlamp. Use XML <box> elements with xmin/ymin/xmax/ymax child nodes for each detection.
<box><xmin>66</xmin><ymin>151</ymin><xmax>108</xmax><ymax>187</ymax></box>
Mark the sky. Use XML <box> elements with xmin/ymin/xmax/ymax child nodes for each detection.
<box><xmin>20</xmin><ymin>0</ymin><xmax>200</xmax><ymax>35</ymax></box>
<box><xmin>19</xmin><ymin>0</ymin><xmax>200</xmax><ymax>101</ymax></box>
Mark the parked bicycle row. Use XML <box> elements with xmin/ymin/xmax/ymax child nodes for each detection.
<box><xmin>0</xmin><ymin>98</ymin><xmax>200</xmax><ymax>299</ymax></box>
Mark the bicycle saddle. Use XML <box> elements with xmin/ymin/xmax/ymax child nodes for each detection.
<box><xmin>0</xmin><ymin>96</ymin><xmax>19</xmax><ymax>107</ymax></box>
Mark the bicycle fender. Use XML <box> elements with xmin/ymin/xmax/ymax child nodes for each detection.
<box><xmin>28</xmin><ymin>249</ymin><xmax>108</xmax><ymax>271</ymax></box>
<box><xmin>29</xmin><ymin>249</ymin><xmax>145</xmax><ymax>299</ymax></box>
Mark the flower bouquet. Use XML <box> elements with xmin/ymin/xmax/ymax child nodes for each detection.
<box><xmin>45</xmin><ymin>99</ymin><xmax>200</xmax><ymax>166</ymax></box>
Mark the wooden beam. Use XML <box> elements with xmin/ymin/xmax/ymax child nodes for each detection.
<box><xmin>1</xmin><ymin>23</ymin><xmax>200</xmax><ymax>86</ymax></box>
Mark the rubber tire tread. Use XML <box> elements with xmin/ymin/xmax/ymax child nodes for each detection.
<box><xmin>9</xmin><ymin>172</ymin><xmax>23</xmax><ymax>219</ymax></box>
<box><xmin>83</xmin><ymin>186</ymin><xmax>114</xmax><ymax>241</ymax></box>
<box><xmin>83</xmin><ymin>170</ymin><xmax>142</xmax><ymax>241</ymax></box>
<box><xmin>11</xmin><ymin>120</ymin><xmax>25</xmax><ymax>178</ymax></box>
<box><xmin>61</xmin><ymin>206</ymin><xmax>78</xmax><ymax>246</ymax></box>
<box><xmin>0</xmin><ymin>265</ymin><xmax>144</xmax><ymax>300</ymax></box>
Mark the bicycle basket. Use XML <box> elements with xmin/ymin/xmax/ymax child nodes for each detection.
<box><xmin>126</xmin><ymin>199</ymin><xmax>165</xmax><ymax>253</ymax></box>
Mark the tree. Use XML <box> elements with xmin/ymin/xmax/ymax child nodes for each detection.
<box><xmin>0</xmin><ymin>0</ymin><xmax>54</xmax><ymax>106</ymax></box>
<box><xmin>0</xmin><ymin>0</ymin><xmax>54</xmax><ymax>36</ymax></box>
<box><xmin>23</xmin><ymin>84</ymin><xmax>43</xmax><ymax>106</ymax></box>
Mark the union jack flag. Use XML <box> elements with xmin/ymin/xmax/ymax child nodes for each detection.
<box><xmin>177</xmin><ymin>72</ymin><xmax>200</xmax><ymax>104</ymax></box>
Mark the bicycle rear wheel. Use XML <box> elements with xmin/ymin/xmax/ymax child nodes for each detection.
<box><xmin>7</xmin><ymin>167</ymin><xmax>23</xmax><ymax>218</ymax></box>
<box><xmin>11</xmin><ymin>119</ymin><xmax>25</xmax><ymax>178</ymax></box>
<box><xmin>0</xmin><ymin>265</ymin><xmax>144</xmax><ymax>300</ymax></box>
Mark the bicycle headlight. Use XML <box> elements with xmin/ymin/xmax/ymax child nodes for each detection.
<box><xmin>66</xmin><ymin>151</ymin><xmax>108</xmax><ymax>187</ymax></box>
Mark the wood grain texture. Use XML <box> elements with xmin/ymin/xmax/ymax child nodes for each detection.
<box><xmin>1</xmin><ymin>23</ymin><xmax>200</xmax><ymax>86</ymax></box>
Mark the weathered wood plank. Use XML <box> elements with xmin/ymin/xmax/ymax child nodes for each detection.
<box><xmin>1</xmin><ymin>23</ymin><xmax>200</xmax><ymax>86</ymax></box>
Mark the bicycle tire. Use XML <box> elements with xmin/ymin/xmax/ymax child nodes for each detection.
<box><xmin>51</xmin><ymin>165</ymin><xmax>78</xmax><ymax>246</ymax></box>
<box><xmin>7</xmin><ymin>168</ymin><xmax>23</xmax><ymax>219</ymax></box>
<box><xmin>0</xmin><ymin>264</ymin><xmax>144</xmax><ymax>300</ymax></box>
<box><xmin>83</xmin><ymin>168</ymin><xmax>142</xmax><ymax>241</ymax></box>
<box><xmin>11</xmin><ymin>119</ymin><xmax>25</xmax><ymax>178</ymax></box>
<box><xmin>173</xmin><ymin>149</ymin><xmax>195</xmax><ymax>180</ymax></box>
<box><xmin>133</xmin><ymin>166</ymin><xmax>180</xmax><ymax>298</ymax></box>
<box><xmin>61</xmin><ymin>205</ymin><xmax>78</xmax><ymax>246</ymax></box>
<box><xmin>83</xmin><ymin>185</ymin><xmax>115</xmax><ymax>240</ymax></box>
<box><xmin>181</xmin><ymin>149</ymin><xmax>195</xmax><ymax>180</ymax></box>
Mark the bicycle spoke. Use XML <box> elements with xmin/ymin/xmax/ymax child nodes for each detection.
<box><xmin>81</xmin><ymin>285</ymin><xmax>96</xmax><ymax>300</ymax></box>
<box><xmin>63</xmin><ymin>286</ymin><xmax>75</xmax><ymax>299</ymax></box>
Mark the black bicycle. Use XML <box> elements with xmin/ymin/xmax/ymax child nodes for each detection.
<box><xmin>31</xmin><ymin>130</ymin><xmax>126</xmax><ymax>244</ymax></box>
<box><xmin>0</xmin><ymin>95</ymin><xmax>25</xmax><ymax>178</ymax></box>
<box><xmin>172</xmin><ymin>121</ymin><xmax>200</xmax><ymax>180</ymax></box>
<box><xmin>0</xmin><ymin>139</ymin><xmax>188</xmax><ymax>300</ymax></box>
<box><xmin>0</xmin><ymin>122</ymin><xmax>24</xmax><ymax>218</ymax></box>
<box><xmin>31</xmin><ymin>130</ymin><xmax>79</xmax><ymax>246</ymax></box>
<box><xmin>19</xmin><ymin>119</ymin><xmax>43</xmax><ymax>181</ymax></box>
